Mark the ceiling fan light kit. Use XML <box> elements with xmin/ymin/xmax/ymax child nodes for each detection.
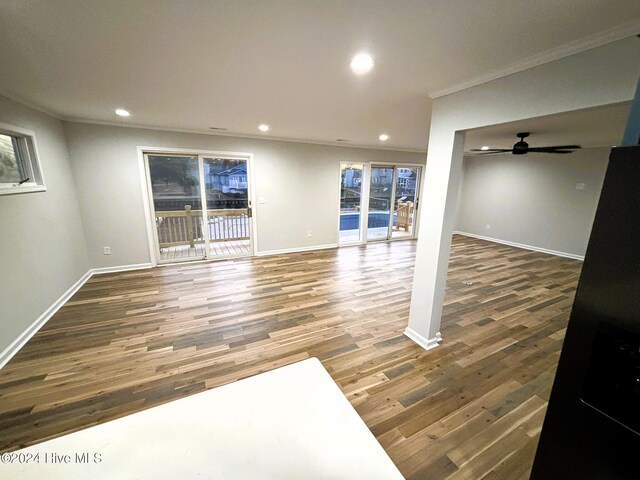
<box><xmin>470</xmin><ymin>132</ymin><xmax>581</xmax><ymax>156</ymax></box>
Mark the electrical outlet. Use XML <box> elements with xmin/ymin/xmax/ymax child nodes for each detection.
<box><xmin>103</xmin><ymin>246</ymin><xmax>111</xmax><ymax>255</ymax></box>
<box><xmin>307</xmin><ymin>231</ymin><xmax>312</xmax><ymax>238</ymax></box>
<box><xmin>485</xmin><ymin>224</ymin><xmax>491</xmax><ymax>230</ymax></box>
<box><xmin>576</xmin><ymin>183</ymin><xmax>586</xmax><ymax>190</ymax></box>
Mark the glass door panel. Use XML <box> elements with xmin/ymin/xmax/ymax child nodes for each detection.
<box><xmin>202</xmin><ymin>157</ymin><xmax>251</xmax><ymax>257</ymax></box>
<box><xmin>339</xmin><ymin>164</ymin><xmax>363</xmax><ymax>244</ymax></box>
<box><xmin>147</xmin><ymin>155</ymin><xmax>205</xmax><ymax>263</ymax></box>
<box><xmin>367</xmin><ymin>166</ymin><xmax>394</xmax><ymax>241</ymax></box>
<box><xmin>391</xmin><ymin>167</ymin><xmax>420</xmax><ymax>239</ymax></box>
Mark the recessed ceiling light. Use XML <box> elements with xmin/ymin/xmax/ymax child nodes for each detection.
<box><xmin>480</xmin><ymin>145</ymin><xmax>490</xmax><ymax>151</ymax></box>
<box><xmin>115</xmin><ymin>108</ymin><xmax>130</xmax><ymax>117</ymax></box>
<box><xmin>258</xmin><ymin>124</ymin><xmax>270</xmax><ymax>132</ymax></box>
<box><xmin>350</xmin><ymin>53</ymin><xmax>375</xmax><ymax>75</ymax></box>
<box><xmin>379</xmin><ymin>134</ymin><xmax>389</xmax><ymax>141</ymax></box>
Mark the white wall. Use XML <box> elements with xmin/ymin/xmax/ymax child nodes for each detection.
<box><xmin>64</xmin><ymin>122</ymin><xmax>425</xmax><ymax>268</ymax></box>
<box><xmin>0</xmin><ymin>96</ymin><xmax>89</xmax><ymax>355</ymax></box>
<box><xmin>407</xmin><ymin>36</ymin><xmax>640</xmax><ymax>348</ymax></box>
<box><xmin>455</xmin><ymin>148</ymin><xmax>610</xmax><ymax>258</ymax></box>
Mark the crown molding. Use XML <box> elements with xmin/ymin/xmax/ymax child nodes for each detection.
<box><xmin>0</xmin><ymin>90</ymin><xmax>64</xmax><ymax>120</ymax></box>
<box><xmin>430</xmin><ymin>19</ymin><xmax>640</xmax><ymax>99</ymax></box>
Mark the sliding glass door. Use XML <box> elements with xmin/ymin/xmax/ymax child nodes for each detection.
<box><xmin>147</xmin><ymin>154</ymin><xmax>206</xmax><ymax>262</ymax></box>
<box><xmin>367</xmin><ymin>166</ymin><xmax>395</xmax><ymax>241</ymax></box>
<box><xmin>202</xmin><ymin>157</ymin><xmax>251</xmax><ymax>257</ymax></box>
<box><xmin>339</xmin><ymin>164</ymin><xmax>363</xmax><ymax>244</ymax></box>
<box><xmin>146</xmin><ymin>153</ymin><xmax>252</xmax><ymax>263</ymax></box>
<box><xmin>339</xmin><ymin>164</ymin><xmax>421</xmax><ymax>244</ymax></box>
<box><xmin>391</xmin><ymin>167</ymin><xmax>420</xmax><ymax>239</ymax></box>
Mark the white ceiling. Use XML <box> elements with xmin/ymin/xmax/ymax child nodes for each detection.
<box><xmin>464</xmin><ymin>102</ymin><xmax>632</xmax><ymax>153</ymax></box>
<box><xmin>1</xmin><ymin>1</ymin><xmax>640</xmax><ymax>151</ymax></box>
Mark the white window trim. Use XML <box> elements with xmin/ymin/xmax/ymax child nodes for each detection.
<box><xmin>0</xmin><ymin>122</ymin><xmax>46</xmax><ymax>195</ymax></box>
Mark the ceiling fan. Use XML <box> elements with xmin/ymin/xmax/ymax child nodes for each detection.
<box><xmin>470</xmin><ymin>132</ymin><xmax>581</xmax><ymax>155</ymax></box>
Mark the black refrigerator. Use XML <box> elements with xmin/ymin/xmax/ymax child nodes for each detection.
<box><xmin>531</xmin><ymin>145</ymin><xmax>640</xmax><ymax>479</ymax></box>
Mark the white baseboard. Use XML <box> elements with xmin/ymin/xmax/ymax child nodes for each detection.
<box><xmin>255</xmin><ymin>243</ymin><xmax>338</xmax><ymax>257</ymax></box>
<box><xmin>0</xmin><ymin>270</ymin><xmax>92</xmax><ymax>370</ymax></box>
<box><xmin>403</xmin><ymin>327</ymin><xmax>442</xmax><ymax>351</ymax></box>
<box><xmin>453</xmin><ymin>231</ymin><xmax>585</xmax><ymax>261</ymax></box>
<box><xmin>0</xmin><ymin>262</ymin><xmax>154</xmax><ymax>370</ymax></box>
<box><xmin>91</xmin><ymin>263</ymin><xmax>154</xmax><ymax>275</ymax></box>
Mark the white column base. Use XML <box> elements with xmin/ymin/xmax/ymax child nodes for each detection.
<box><xmin>403</xmin><ymin>327</ymin><xmax>442</xmax><ymax>351</ymax></box>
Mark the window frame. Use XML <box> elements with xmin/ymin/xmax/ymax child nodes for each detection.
<box><xmin>0</xmin><ymin>122</ymin><xmax>46</xmax><ymax>195</ymax></box>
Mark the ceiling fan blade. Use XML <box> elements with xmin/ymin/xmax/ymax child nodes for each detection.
<box><xmin>469</xmin><ymin>148</ymin><xmax>511</xmax><ymax>154</ymax></box>
<box><xmin>527</xmin><ymin>148</ymin><xmax>574</xmax><ymax>154</ymax></box>
<box><xmin>528</xmin><ymin>145</ymin><xmax>581</xmax><ymax>152</ymax></box>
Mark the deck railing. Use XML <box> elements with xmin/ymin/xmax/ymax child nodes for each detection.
<box><xmin>395</xmin><ymin>201</ymin><xmax>413</xmax><ymax>231</ymax></box>
<box><xmin>156</xmin><ymin>206</ymin><xmax>250</xmax><ymax>248</ymax></box>
<box><xmin>207</xmin><ymin>209</ymin><xmax>250</xmax><ymax>242</ymax></box>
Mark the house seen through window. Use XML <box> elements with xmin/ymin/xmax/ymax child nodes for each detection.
<box><xmin>0</xmin><ymin>124</ymin><xmax>45</xmax><ymax>194</ymax></box>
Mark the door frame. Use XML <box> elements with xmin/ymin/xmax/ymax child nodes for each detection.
<box><xmin>336</xmin><ymin>162</ymin><xmax>423</xmax><ymax>246</ymax></box>
<box><xmin>137</xmin><ymin>146</ymin><xmax>257</xmax><ymax>266</ymax></box>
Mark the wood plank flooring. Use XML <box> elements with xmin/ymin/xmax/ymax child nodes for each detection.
<box><xmin>0</xmin><ymin>235</ymin><xmax>582</xmax><ymax>479</ymax></box>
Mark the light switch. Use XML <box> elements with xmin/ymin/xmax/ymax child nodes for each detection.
<box><xmin>258</xmin><ymin>197</ymin><xmax>266</xmax><ymax>204</ymax></box>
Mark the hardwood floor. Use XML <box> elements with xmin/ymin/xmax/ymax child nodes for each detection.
<box><xmin>0</xmin><ymin>235</ymin><xmax>582</xmax><ymax>479</ymax></box>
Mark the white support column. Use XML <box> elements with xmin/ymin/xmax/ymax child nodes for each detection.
<box><xmin>401</xmin><ymin>38</ymin><xmax>640</xmax><ymax>351</ymax></box>
<box><xmin>404</xmin><ymin>129</ymin><xmax>466</xmax><ymax>350</ymax></box>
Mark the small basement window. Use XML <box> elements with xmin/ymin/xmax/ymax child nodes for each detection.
<box><xmin>0</xmin><ymin>123</ymin><xmax>45</xmax><ymax>195</ymax></box>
